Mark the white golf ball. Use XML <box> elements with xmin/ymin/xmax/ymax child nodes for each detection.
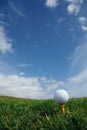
<box><xmin>54</xmin><ymin>89</ymin><xmax>69</xmax><ymax>104</ymax></box>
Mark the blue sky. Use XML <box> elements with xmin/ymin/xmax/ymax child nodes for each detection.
<box><xmin>0</xmin><ymin>0</ymin><xmax>87</xmax><ymax>99</ymax></box>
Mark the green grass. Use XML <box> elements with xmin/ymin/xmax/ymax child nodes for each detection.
<box><xmin>0</xmin><ymin>96</ymin><xmax>87</xmax><ymax>130</ymax></box>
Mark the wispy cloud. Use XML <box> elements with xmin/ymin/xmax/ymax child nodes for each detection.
<box><xmin>61</xmin><ymin>37</ymin><xmax>87</xmax><ymax>98</ymax></box>
<box><xmin>0</xmin><ymin>13</ymin><xmax>4</xmax><ymax>17</ymax></box>
<box><xmin>66</xmin><ymin>0</ymin><xmax>83</xmax><ymax>15</ymax></box>
<box><xmin>61</xmin><ymin>68</ymin><xmax>87</xmax><ymax>98</ymax></box>
<box><xmin>0</xmin><ymin>60</ymin><xmax>18</xmax><ymax>75</ymax></box>
<box><xmin>45</xmin><ymin>23</ymin><xmax>51</xmax><ymax>27</ymax></box>
<box><xmin>57</xmin><ymin>18</ymin><xmax>65</xmax><ymax>24</ymax></box>
<box><xmin>0</xmin><ymin>26</ymin><xmax>13</xmax><ymax>54</ymax></box>
<box><xmin>9</xmin><ymin>1</ymin><xmax>24</xmax><ymax>17</ymax></box>
<box><xmin>0</xmin><ymin>21</ymin><xmax>10</xmax><ymax>26</ymax></box>
<box><xmin>18</xmin><ymin>63</ymin><xmax>33</xmax><ymax>68</ymax></box>
<box><xmin>69</xmin><ymin>28</ymin><xmax>74</xmax><ymax>31</ymax></box>
<box><xmin>70</xmin><ymin>41</ymin><xmax>87</xmax><ymax>69</ymax></box>
<box><xmin>55</xmin><ymin>17</ymin><xmax>65</xmax><ymax>29</ymax></box>
<box><xmin>45</xmin><ymin>0</ymin><xmax>59</xmax><ymax>8</ymax></box>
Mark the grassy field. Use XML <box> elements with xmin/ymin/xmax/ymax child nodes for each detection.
<box><xmin>0</xmin><ymin>96</ymin><xmax>87</xmax><ymax>130</ymax></box>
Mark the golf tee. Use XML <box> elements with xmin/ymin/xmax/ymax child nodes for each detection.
<box><xmin>61</xmin><ymin>104</ymin><xmax>65</xmax><ymax>113</ymax></box>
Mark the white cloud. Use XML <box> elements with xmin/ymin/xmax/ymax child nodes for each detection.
<box><xmin>0</xmin><ymin>73</ymin><xmax>63</xmax><ymax>99</ymax></box>
<box><xmin>66</xmin><ymin>0</ymin><xmax>84</xmax><ymax>15</ymax></box>
<box><xmin>45</xmin><ymin>0</ymin><xmax>59</xmax><ymax>8</ymax></box>
<box><xmin>0</xmin><ymin>68</ymin><xmax>87</xmax><ymax>99</ymax></box>
<box><xmin>0</xmin><ymin>66</ymin><xmax>87</xmax><ymax>99</ymax></box>
<box><xmin>0</xmin><ymin>26</ymin><xmax>13</xmax><ymax>53</ymax></box>
<box><xmin>78</xmin><ymin>17</ymin><xmax>87</xmax><ymax>31</ymax></box>
<box><xmin>67</xmin><ymin>3</ymin><xmax>80</xmax><ymax>15</ymax></box>
<box><xmin>0</xmin><ymin>74</ymin><xmax>41</xmax><ymax>98</ymax></box>
<box><xmin>81</xmin><ymin>25</ymin><xmax>87</xmax><ymax>31</ymax></box>
<box><xmin>78</xmin><ymin>17</ymin><xmax>87</xmax><ymax>24</ymax></box>
<box><xmin>66</xmin><ymin>0</ymin><xmax>83</xmax><ymax>2</ymax></box>
<box><xmin>19</xmin><ymin>72</ymin><xmax>25</xmax><ymax>76</ymax></box>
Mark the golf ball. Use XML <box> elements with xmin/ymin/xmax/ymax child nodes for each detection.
<box><xmin>54</xmin><ymin>89</ymin><xmax>69</xmax><ymax>104</ymax></box>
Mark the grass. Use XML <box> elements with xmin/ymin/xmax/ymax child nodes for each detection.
<box><xmin>0</xmin><ymin>96</ymin><xmax>87</xmax><ymax>130</ymax></box>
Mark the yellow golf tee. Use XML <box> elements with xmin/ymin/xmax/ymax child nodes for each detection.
<box><xmin>61</xmin><ymin>104</ymin><xmax>65</xmax><ymax>113</ymax></box>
